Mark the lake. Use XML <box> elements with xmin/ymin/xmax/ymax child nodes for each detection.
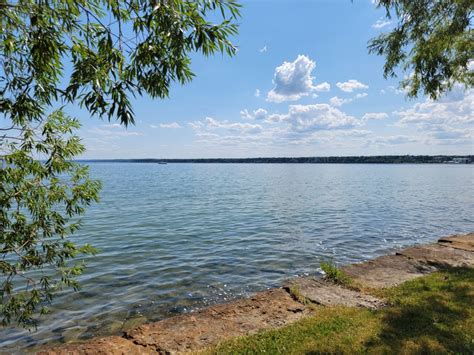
<box><xmin>2</xmin><ymin>163</ymin><xmax>473</xmax><ymax>350</ymax></box>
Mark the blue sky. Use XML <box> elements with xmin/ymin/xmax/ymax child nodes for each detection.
<box><xmin>75</xmin><ymin>0</ymin><xmax>473</xmax><ymax>159</ymax></box>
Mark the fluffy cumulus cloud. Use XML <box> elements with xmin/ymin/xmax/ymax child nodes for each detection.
<box><xmin>189</xmin><ymin>102</ymin><xmax>367</xmax><ymax>151</ymax></box>
<box><xmin>271</xmin><ymin>104</ymin><xmax>360</xmax><ymax>132</ymax></box>
<box><xmin>394</xmin><ymin>85</ymin><xmax>473</xmax><ymax>145</ymax></box>
<box><xmin>267</xmin><ymin>55</ymin><xmax>329</xmax><ymax>103</ymax></box>
<box><xmin>395</xmin><ymin>86</ymin><xmax>473</xmax><ymax>126</ymax></box>
<box><xmin>240</xmin><ymin>108</ymin><xmax>268</xmax><ymax>120</ymax></box>
<box><xmin>254</xmin><ymin>89</ymin><xmax>261</xmax><ymax>97</ymax></box>
<box><xmin>336</xmin><ymin>79</ymin><xmax>369</xmax><ymax>92</ymax></box>
<box><xmin>314</xmin><ymin>82</ymin><xmax>331</xmax><ymax>92</ymax></box>
<box><xmin>329</xmin><ymin>96</ymin><xmax>349</xmax><ymax>107</ymax></box>
<box><xmin>187</xmin><ymin>84</ymin><xmax>473</xmax><ymax>152</ymax></box>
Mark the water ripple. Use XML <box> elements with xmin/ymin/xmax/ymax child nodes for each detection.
<box><xmin>1</xmin><ymin>163</ymin><xmax>473</xmax><ymax>350</ymax></box>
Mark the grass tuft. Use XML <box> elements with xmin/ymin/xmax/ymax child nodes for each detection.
<box><xmin>287</xmin><ymin>286</ymin><xmax>312</xmax><ymax>305</ymax></box>
<box><xmin>320</xmin><ymin>260</ymin><xmax>354</xmax><ymax>288</ymax></box>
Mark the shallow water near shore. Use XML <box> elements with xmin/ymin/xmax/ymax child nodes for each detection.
<box><xmin>1</xmin><ymin>163</ymin><xmax>473</xmax><ymax>350</ymax></box>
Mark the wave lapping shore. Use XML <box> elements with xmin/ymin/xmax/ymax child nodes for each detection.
<box><xmin>38</xmin><ymin>232</ymin><xmax>474</xmax><ymax>354</ymax></box>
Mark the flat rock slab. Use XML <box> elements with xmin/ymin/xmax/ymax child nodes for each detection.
<box><xmin>438</xmin><ymin>233</ymin><xmax>474</xmax><ymax>252</ymax></box>
<box><xmin>38</xmin><ymin>336</ymin><xmax>153</xmax><ymax>355</ymax></box>
<box><xmin>342</xmin><ymin>254</ymin><xmax>436</xmax><ymax>289</ymax></box>
<box><xmin>36</xmin><ymin>232</ymin><xmax>474</xmax><ymax>354</ymax></box>
<box><xmin>284</xmin><ymin>277</ymin><xmax>385</xmax><ymax>310</ymax></box>
<box><xmin>124</xmin><ymin>288</ymin><xmax>311</xmax><ymax>354</ymax></box>
<box><xmin>397</xmin><ymin>243</ymin><xmax>474</xmax><ymax>268</ymax></box>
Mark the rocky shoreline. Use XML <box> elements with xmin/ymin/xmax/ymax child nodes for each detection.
<box><xmin>37</xmin><ymin>232</ymin><xmax>474</xmax><ymax>354</ymax></box>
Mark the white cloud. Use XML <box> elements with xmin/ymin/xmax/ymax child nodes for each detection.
<box><xmin>314</xmin><ymin>82</ymin><xmax>331</xmax><ymax>92</ymax></box>
<box><xmin>88</xmin><ymin>126</ymin><xmax>143</xmax><ymax>138</ymax></box>
<box><xmin>354</xmin><ymin>93</ymin><xmax>368</xmax><ymax>99</ymax></box>
<box><xmin>428</xmin><ymin>127</ymin><xmax>471</xmax><ymax>140</ymax></box>
<box><xmin>259</xmin><ymin>45</ymin><xmax>267</xmax><ymax>53</ymax></box>
<box><xmin>329</xmin><ymin>96</ymin><xmax>349</xmax><ymax>107</ymax></box>
<box><xmin>240</xmin><ymin>108</ymin><xmax>268</xmax><ymax>120</ymax></box>
<box><xmin>391</xmin><ymin>85</ymin><xmax>473</xmax><ymax>147</ymax></box>
<box><xmin>329</xmin><ymin>92</ymin><xmax>368</xmax><ymax>107</ymax></box>
<box><xmin>467</xmin><ymin>60</ymin><xmax>474</xmax><ymax>71</ymax></box>
<box><xmin>190</xmin><ymin>117</ymin><xmax>263</xmax><ymax>134</ymax></box>
<box><xmin>387</xmin><ymin>84</ymin><xmax>410</xmax><ymax>95</ymax></box>
<box><xmin>362</xmin><ymin>112</ymin><xmax>389</xmax><ymax>121</ymax></box>
<box><xmin>243</xmin><ymin>104</ymin><xmax>362</xmax><ymax>131</ymax></box>
<box><xmin>277</xmin><ymin>104</ymin><xmax>360</xmax><ymax>132</ymax></box>
<box><xmin>187</xmin><ymin>89</ymin><xmax>470</xmax><ymax>152</ymax></box>
<box><xmin>267</xmin><ymin>55</ymin><xmax>326</xmax><ymax>102</ymax></box>
<box><xmin>336</xmin><ymin>79</ymin><xmax>369</xmax><ymax>92</ymax></box>
<box><xmin>195</xmin><ymin>132</ymin><xmax>219</xmax><ymax>139</ymax></box>
<box><xmin>372</xmin><ymin>18</ymin><xmax>391</xmax><ymax>29</ymax></box>
<box><xmin>254</xmin><ymin>89</ymin><xmax>261</xmax><ymax>97</ymax></box>
<box><xmin>395</xmin><ymin>86</ymin><xmax>474</xmax><ymax>126</ymax></box>
<box><xmin>159</xmin><ymin>122</ymin><xmax>182</xmax><ymax>129</ymax></box>
<box><xmin>100</xmin><ymin>123</ymin><xmax>122</xmax><ymax>128</ymax></box>
<box><xmin>189</xmin><ymin>102</ymin><xmax>365</xmax><ymax>151</ymax></box>
<box><xmin>227</xmin><ymin>123</ymin><xmax>263</xmax><ymax>134</ymax></box>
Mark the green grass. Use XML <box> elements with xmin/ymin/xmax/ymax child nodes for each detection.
<box><xmin>320</xmin><ymin>260</ymin><xmax>355</xmax><ymax>288</ymax></box>
<box><xmin>203</xmin><ymin>267</ymin><xmax>474</xmax><ymax>354</ymax></box>
<box><xmin>287</xmin><ymin>286</ymin><xmax>313</xmax><ymax>306</ymax></box>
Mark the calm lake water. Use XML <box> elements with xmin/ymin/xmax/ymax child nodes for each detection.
<box><xmin>2</xmin><ymin>163</ymin><xmax>473</xmax><ymax>350</ymax></box>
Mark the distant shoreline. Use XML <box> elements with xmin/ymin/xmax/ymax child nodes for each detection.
<box><xmin>79</xmin><ymin>155</ymin><xmax>473</xmax><ymax>164</ymax></box>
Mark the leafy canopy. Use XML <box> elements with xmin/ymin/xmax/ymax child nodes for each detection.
<box><xmin>1</xmin><ymin>0</ymin><xmax>240</xmax><ymax>327</ymax></box>
<box><xmin>0</xmin><ymin>111</ymin><xmax>101</xmax><ymax>327</ymax></box>
<box><xmin>1</xmin><ymin>0</ymin><xmax>240</xmax><ymax>126</ymax></box>
<box><xmin>369</xmin><ymin>0</ymin><xmax>473</xmax><ymax>99</ymax></box>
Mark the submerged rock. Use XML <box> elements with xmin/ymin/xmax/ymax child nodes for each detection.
<box><xmin>125</xmin><ymin>288</ymin><xmax>311</xmax><ymax>353</ymax></box>
<box><xmin>122</xmin><ymin>315</ymin><xmax>147</xmax><ymax>331</ymax></box>
<box><xmin>61</xmin><ymin>326</ymin><xmax>87</xmax><ymax>343</ymax></box>
<box><xmin>39</xmin><ymin>232</ymin><xmax>474</xmax><ymax>355</ymax></box>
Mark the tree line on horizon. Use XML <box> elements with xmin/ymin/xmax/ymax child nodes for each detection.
<box><xmin>84</xmin><ymin>155</ymin><xmax>474</xmax><ymax>164</ymax></box>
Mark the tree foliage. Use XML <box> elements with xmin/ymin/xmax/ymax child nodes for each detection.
<box><xmin>1</xmin><ymin>0</ymin><xmax>240</xmax><ymax>327</ymax></box>
<box><xmin>369</xmin><ymin>0</ymin><xmax>473</xmax><ymax>99</ymax></box>
<box><xmin>0</xmin><ymin>111</ymin><xmax>101</xmax><ymax>327</ymax></box>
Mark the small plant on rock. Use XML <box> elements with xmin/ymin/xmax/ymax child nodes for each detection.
<box><xmin>320</xmin><ymin>260</ymin><xmax>353</xmax><ymax>287</ymax></box>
